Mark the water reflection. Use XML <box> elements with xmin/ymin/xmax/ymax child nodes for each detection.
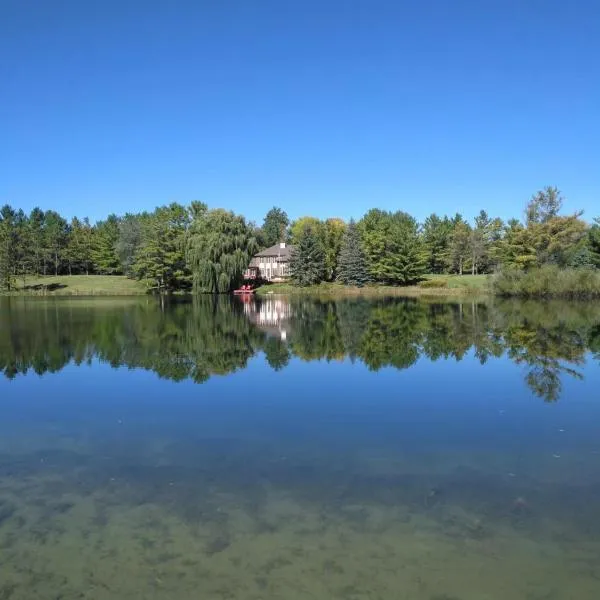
<box><xmin>1</xmin><ymin>295</ymin><xmax>599</xmax><ymax>401</ymax></box>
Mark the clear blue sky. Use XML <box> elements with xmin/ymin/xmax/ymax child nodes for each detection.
<box><xmin>2</xmin><ymin>0</ymin><xmax>599</xmax><ymax>225</ymax></box>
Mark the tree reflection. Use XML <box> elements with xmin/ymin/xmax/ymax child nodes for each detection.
<box><xmin>1</xmin><ymin>295</ymin><xmax>599</xmax><ymax>402</ymax></box>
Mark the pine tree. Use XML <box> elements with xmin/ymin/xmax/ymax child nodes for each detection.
<box><xmin>290</xmin><ymin>226</ymin><xmax>325</xmax><ymax>286</ymax></box>
<box><xmin>92</xmin><ymin>215</ymin><xmax>121</xmax><ymax>274</ymax></box>
<box><xmin>337</xmin><ymin>219</ymin><xmax>369</xmax><ymax>286</ymax></box>
<box><xmin>0</xmin><ymin>205</ymin><xmax>18</xmax><ymax>290</ymax></box>
<box><xmin>359</xmin><ymin>209</ymin><xmax>426</xmax><ymax>285</ymax></box>
<box><xmin>134</xmin><ymin>204</ymin><xmax>190</xmax><ymax>291</ymax></box>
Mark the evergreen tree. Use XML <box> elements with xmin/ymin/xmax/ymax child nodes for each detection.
<box><xmin>359</xmin><ymin>209</ymin><xmax>426</xmax><ymax>284</ymax></box>
<box><xmin>289</xmin><ymin>226</ymin><xmax>326</xmax><ymax>286</ymax></box>
<box><xmin>67</xmin><ymin>217</ymin><xmax>94</xmax><ymax>275</ymax></box>
<box><xmin>422</xmin><ymin>214</ymin><xmax>452</xmax><ymax>274</ymax></box>
<box><xmin>43</xmin><ymin>210</ymin><xmax>68</xmax><ymax>275</ymax></box>
<box><xmin>14</xmin><ymin>209</ymin><xmax>35</xmax><ymax>284</ymax></box>
<box><xmin>261</xmin><ymin>207</ymin><xmax>289</xmax><ymax>247</ymax></box>
<box><xmin>92</xmin><ymin>215</ymin><xmax>121</xmax><ymax>274</ymax></box>
<box><xmin>337</xmin><ymin>219</ymin><xmax>369</xmax><ymax>287</ymax></box>
<box><xmin>116</xmin><ymin>213</ymin><xmax>143</xmax><ymax>276</ymax></box>
<box><xmin>28</xmin><ymin>207</ymin><xmax>46</xmax><ymax>275</ymax></box>
<box><xmin>0</xmin><ymin>205</ymin><xmax>18</xmax><ymax>290</ymax></box>
<box><xmin>133</xmin><ymin>204</ymin><xmax>190</xmax><ymax>291</ymax></box>
<box><xmin>449</xmin><ymin>218</ymin><xmax>472</xmax><ymax>275</ymax></box>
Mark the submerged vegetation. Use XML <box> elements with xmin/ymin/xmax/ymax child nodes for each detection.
<box><xmin>1</xmin><ymin>296</ymin><xmax>599</xmax><ymax>403</ymax></box>
<box><xmin>1</xmin><ymin>186</ymin><xmax>599</xmax><ymax>296</ymax></box>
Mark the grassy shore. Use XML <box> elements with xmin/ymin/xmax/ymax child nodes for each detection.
<box><xmin>255</xmin><ymin>275</ymin><xmax>490</xmax><ymax>298</ymax></box>
<box><xmin>4</xmin><ymin>275</ymin><xmax>148</xmax><ymax>296</ymax></box>
<box><xmin>3</xmin><ymin>273</ymin><xmax>490</xmax><ymax>298</ymax></box>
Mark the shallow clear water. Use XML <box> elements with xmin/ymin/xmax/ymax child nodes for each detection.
<box><xmin>1</xmin><ymin>295</ymin><xmax>600</xmax><ymax>599</ymax></box>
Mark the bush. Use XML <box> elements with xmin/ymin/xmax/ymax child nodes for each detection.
<box><xmin>418</xmin><ymin>278</ymin><xmax>448</xmax><ymax>288</ymax></box>
<box><xmin>492</xmin><ymin>266</ymin><xmax>600</xmax><ymax>299</ymax></box>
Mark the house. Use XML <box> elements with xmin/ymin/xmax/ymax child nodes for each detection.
<box><xmin>245</xmin><ymin>242</ymin><xmax>295</xmax><ymax>282</ymax></box>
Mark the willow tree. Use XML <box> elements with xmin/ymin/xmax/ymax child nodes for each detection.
<box><xmin>186</xmin><ymin>204</ymin><xmax>258</xmax><ymax>293</ymax></box>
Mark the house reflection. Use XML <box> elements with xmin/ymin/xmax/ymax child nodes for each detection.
<box><xmin>243</xmin><ymin>297</ymin><xmax>293</xmax><ymax>341</ymax></box>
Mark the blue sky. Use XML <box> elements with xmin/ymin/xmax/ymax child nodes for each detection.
<box><xmin>2</xmin><ymin>0</ymin><xmax>599</xmax><ymax>225</ymax></box>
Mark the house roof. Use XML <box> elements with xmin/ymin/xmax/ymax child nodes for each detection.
<box><xmin>254</xmin><ymin>243</ymin><xmax>295</xmax><ymax>259</ymax></box>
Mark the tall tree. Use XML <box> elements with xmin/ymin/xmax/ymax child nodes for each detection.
<box><xmin>14</xmin><ymin>209</ymin><xmax>35</xmax><ymax>284</ymax></box>
<box><xmin>132</xmin><ymin>204</ymin><xmax>190</xmax><ymax>291</ymax></box>
<box><xmin>289</xmin><ymin>226</ymin><xmax>326</xmax><ymax>286</ymax></box>
<box><xmin>422</xmin><ymin>214</ymin><xmax>452</xmax><ymax>274</ymax></box>
<box><xmin>186</xmin><ymin>204</ymin><xmax>257</xmax><ymax>293</ymax></box>
<box><xmin>92</xmin><ymin>215</ymin><xmax>121</xmax><ymax>274</ymax></box>
<box><xmin>44</xmin><ymin>210</ymin><xmax>68</xmax><ymax>276</ymax></box>
<box><xmin>526</xmin><ymin>186</ymin><xmax>563</xmax><ymax>225</ymax></box>
<box><xmin>116</xmin><ymin>213</ymin><xmax>143</xmax><ymax>276</ymax></box>
<box><xmin>290</xmin><ymin>217</ymin><xmax>323</xmax><ymax>244</ymax></box>
<box><xmin>360</xmin><ymin>209</ymin><xmax>426</xmax><ymax>284</ymax></box>
<box><xmin>261</xmin><ymin>207</ymin><xmax>289</xmax><ymax>248</ymax></box>
<box><xmin>66</xmin><ymin>217</ymin><xmax>94</xmax><ymax>275</ymax></box>
<box><xmin>449</xmin><ymin>217</ymin><xmax>471</xmax><ymax>275</ymax></box>
<box><xmin>28</xmin><ymin>207</ymin><xmax>46</xmax><ymax>275</ymax></box>
<box><xmin>0</xmin><ymin>205</ymin><xmax>18</xmax><ymax>290</ymax></box>
<box><xmin>323</xmin><ymin>218</ymin><xmax>346</xmax><ymax>281</ymax></box>
<box><xmin>337</xmin><ymin>219</ymin><xmax>369</xmax><ymax>287</ymax></box>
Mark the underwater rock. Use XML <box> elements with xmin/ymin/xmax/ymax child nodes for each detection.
<box><xmin>0</xmin><ymin>498</ymin><xmax>17</xmax><ymax>526</ymax></box>
<box><xmin>205</xmin><ymin>535</ymin><xmax>231</xmax><ymax>556</ymax></box>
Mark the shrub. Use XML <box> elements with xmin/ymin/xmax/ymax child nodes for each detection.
<box><xmin>492</xmin><ymin>266</ymin><xmax>600</xmax><ymax>299</ymax></box>
<box><xmin>418</xmin><ymin>278</ymin><xmax>448</xmax><ymax>288</ymax></box>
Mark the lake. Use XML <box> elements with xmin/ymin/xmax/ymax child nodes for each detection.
<box><xmin>1</xmin><ymin>295</ymin><xmax>600</xmax><ymax>600</ymax></box>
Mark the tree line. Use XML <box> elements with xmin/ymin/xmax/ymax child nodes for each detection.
<box><xmin>1</xmin><ymin>186</ymin><xmax>599</xmax><ymax>291</ymax></box>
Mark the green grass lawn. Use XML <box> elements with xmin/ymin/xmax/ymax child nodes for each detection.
<box><xmin>256</xmin><ymin>275</ymin><xmax>490</xmax><ymax>297</ymax></box>
<box><xmin>10</xmin><ymin>275</ymin><xmax>148</xmax><ymax>296</ymax></box>
<box><xmin>425</xmin><ymin>273</ymin><xmax>490</xmax><ymax>289</ymax></box>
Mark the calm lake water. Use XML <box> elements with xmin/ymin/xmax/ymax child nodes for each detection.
<box><xmin>1</xmin><ymin>295</ymin><xmax>600</xmax><ymax>600</ymax></box>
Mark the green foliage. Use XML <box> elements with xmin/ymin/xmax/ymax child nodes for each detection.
<box><xmin>92</xmin><ymin>215</ymin><xmax>121</xmax><ymax>275</ymax></box>
<box><xmin>116</xmin><ymin>213</ymin><xmax>143</xmax><ymax>276</ymax></box>
<box><xmin>337</xmin><ymin>219</ymin><xmax>369</xmax><ymax>287</ymax></box>
<box><xmin>0</xmin><ymin>184</ymin><xmax>597</xmax><ymax>297</ymax></box>
<box><xmin>66</xmin><ymin>217</ymin><xmax>94</xmax><ymax>275</ymax></box>
<box><xmin>132</xmin><ymin>204</ymin><xmax>190</xmax><ymax>291</ymax></box>
<box><xmin>43</xmin><ymin>210</ymin><xmax>69</xmax><ymax>276</ymax></box>
<box><xmin>418</xmin><ymin>278</ymin><xmax>448</xmax><ymax>288</ymax></box>
<box><xmin>289</xmin><ymin>226</ymin><xmax>326</xmax><ymax>286</ymax></box>
<box><xmin>448</xmin><ymin>217</ymin><xmax>471</xmax><ymax>275</ymax></box>
<box><xmin>526</xmin><ymin>186</ymin><xmax>563</xmax><ymax>225</ymax></box>
<box><xmin>261</xmin><ymin>207</ymin><xmax>289</xmax><ymax>248</ymax></box>
<box><xmin>589</xmin><ymin>218</ymin><xmax>600</xmax><ymax>268</ymax></box>
<box><xmin>0</xmin><ymin>206</ymin><xmax>18</xmax><ymax>290</ymax></box>
<box><xmin>186</xmin><ymin>204</ymin><xmax>258</xmax><ymax>293</ymax></box>
<box><xmin>422</xmin><ymin>214</ymin><xmax>452</xmax><ymax>274</ymax></box>
<box><xmin>290</xmin><ymin>217</ymin><xmax>323</xmax><ymax>244</ymax></box>
<box><xmin>323</xmin><ymin>218</ymin><xmax>346</xmax><ymax>281</ymax></box>
<box><xmin>493</xmin><ymin>266</ymin><xmax>600</xmax><ymax>299</ymax></box>
<box><xmin>359</xmin><ymin>209</ymin><xmax>426</xmax><ymax>285</ymax></box>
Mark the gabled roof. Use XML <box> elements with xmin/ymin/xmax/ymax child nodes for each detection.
<box><xmin>255</xmin><ymin>243</ymin><xmax>295</xmax><ymax>259</ymax></box>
